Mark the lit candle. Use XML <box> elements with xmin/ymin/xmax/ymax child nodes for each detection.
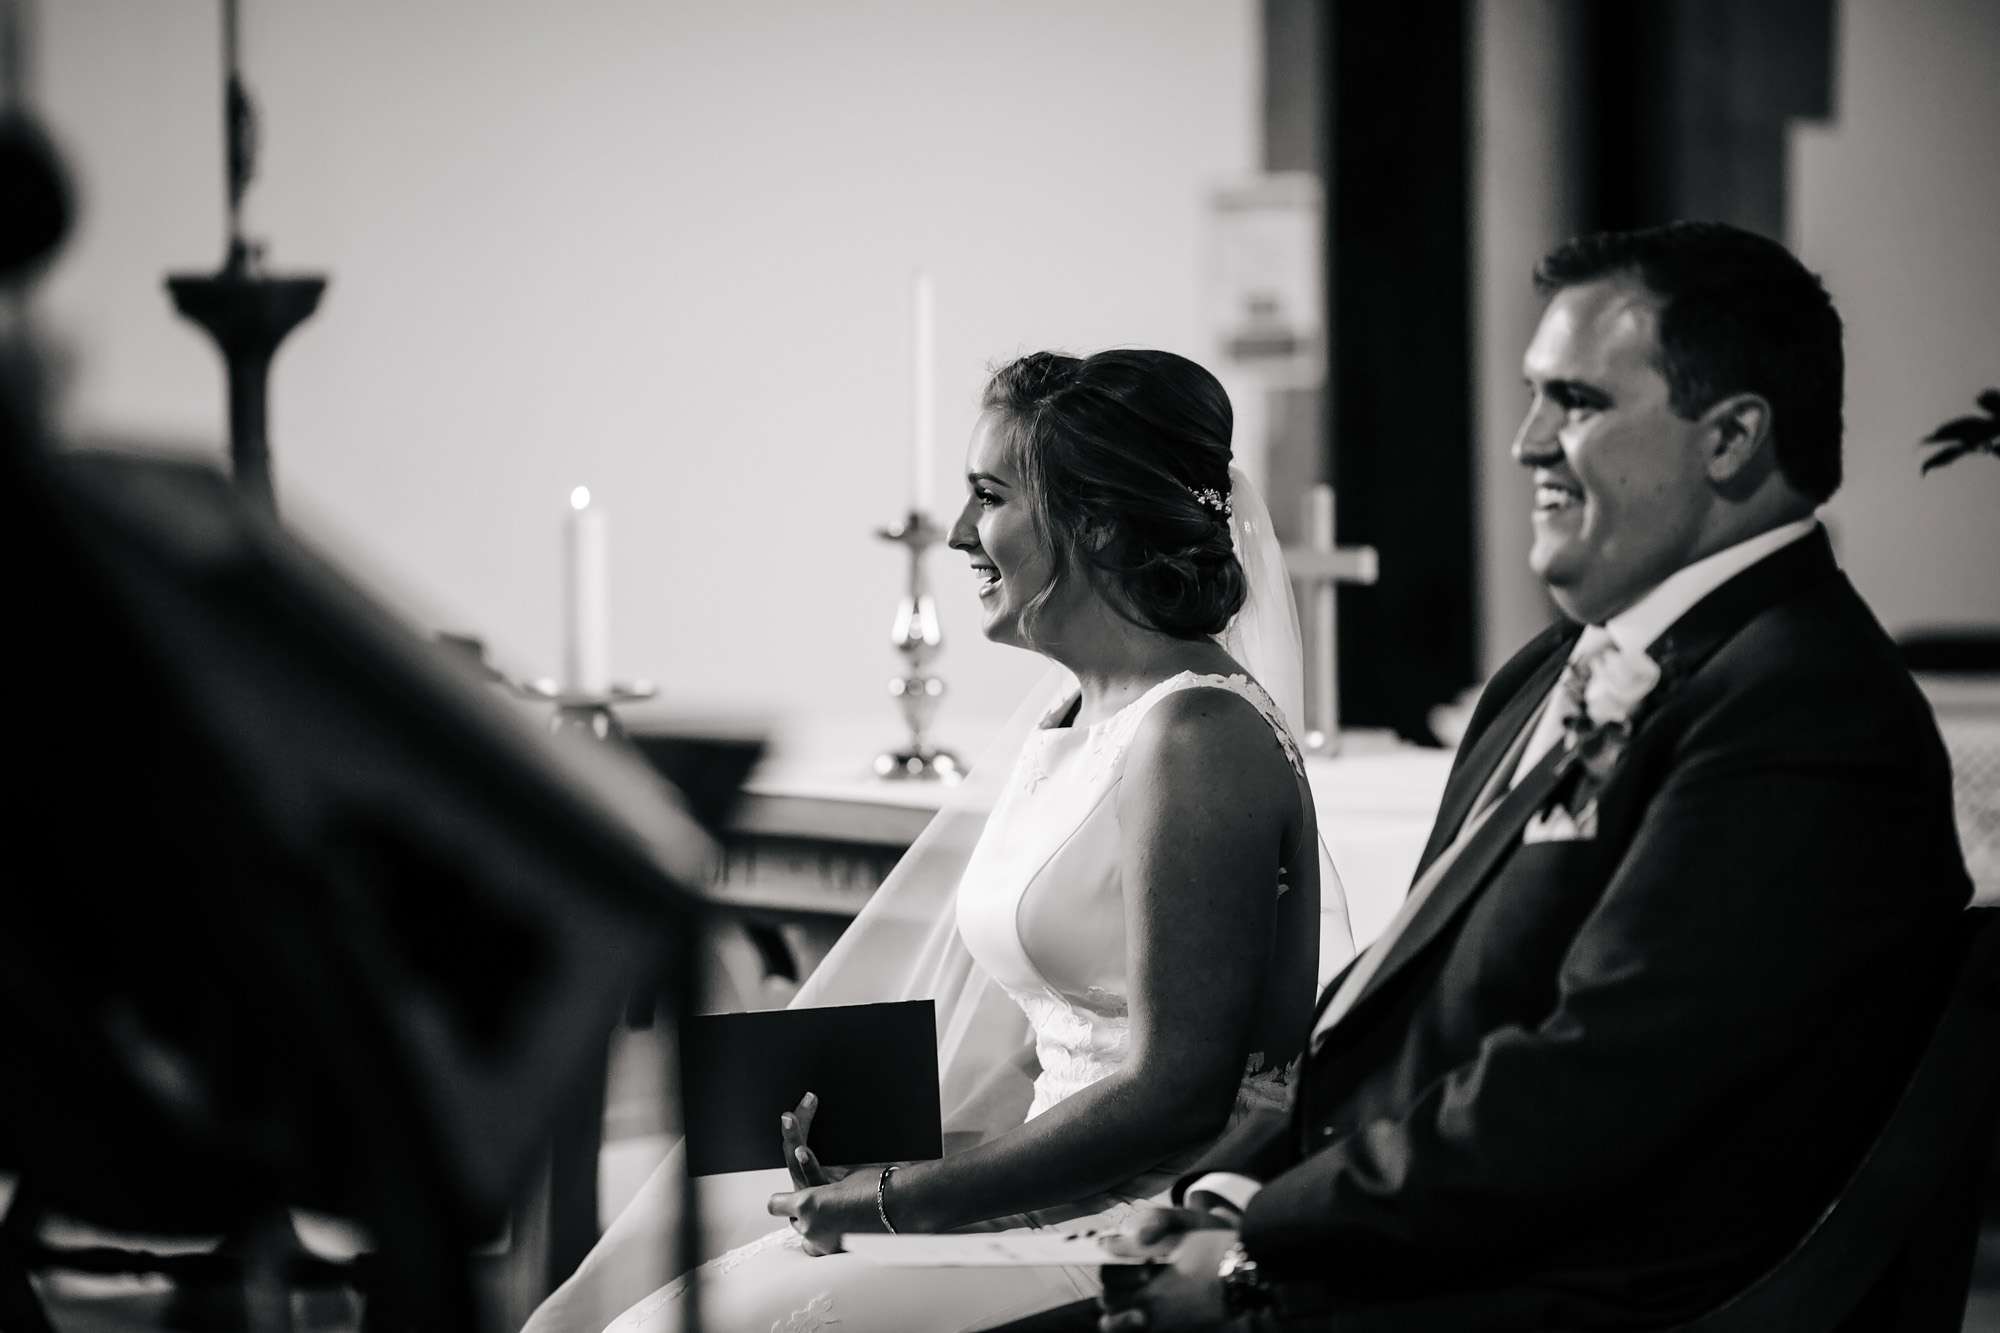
<box><xmin>564</xmin><ymin>485</ymin><xmax>610</xmax><ymax>695</ymax></box>
<box><xmin>911</xmin><ymin>269</ymin><xmax>936</xmax><ymax>515</ymax></box>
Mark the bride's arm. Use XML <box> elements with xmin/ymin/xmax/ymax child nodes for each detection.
<box><xmin>789</xmin><ymin>690</ymin><xmax>1297</xmax><ymax>1236</ymax></box>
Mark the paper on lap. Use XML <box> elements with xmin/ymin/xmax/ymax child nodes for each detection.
<box><xmin>842</xmin><ymin>1231</ymin><xmax>1176</xmax><ymax>1267</ymax></box>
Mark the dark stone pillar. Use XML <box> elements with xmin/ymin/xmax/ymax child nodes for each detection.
<box><xmin>1323</xmin><ymin>0</ymin><xmax>1476</xmax><ymax>742</ymax></box>
<box><xmin>1576</xmin><ymin>0</ymin><xmax>1835</xmax><ymax>240</ymax></box>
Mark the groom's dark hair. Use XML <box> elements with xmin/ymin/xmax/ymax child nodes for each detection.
<box><xmin>981</xmin><ymin>348</ymin><xmax>1245</xmax><ymax>642</ymax></box>
<box><xmin>1535</xmin><ymin>221</ymin><xmax>1845</xmax><ymax>505</ymax></box>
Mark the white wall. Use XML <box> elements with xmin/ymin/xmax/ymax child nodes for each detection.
<box><xmin>1794</xmin><ymin>0</ymin><xmax>2000</xmax><ymax>635</ymax></box>
<box><xmin>33</xmin><ymin>1</ymin><xmax>1259</xmax><ymax>749</ymax></box>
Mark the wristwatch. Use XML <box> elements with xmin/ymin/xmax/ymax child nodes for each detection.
<box><xmin>1216</xmin><ymin>1241</ymin><xmax>1274</xmax><ymax>1315</ymax></box>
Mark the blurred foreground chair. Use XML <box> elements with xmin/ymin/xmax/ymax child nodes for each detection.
<box><xmin>0</xmin><ymin>441</ymin><xmax>746</xmax><ymax>1331</ymax></box>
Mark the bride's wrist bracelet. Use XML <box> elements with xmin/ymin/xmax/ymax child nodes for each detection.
<box><xmin>876</xmin><ymin>1164</ymin><xmax>900</xmax><ymax>1234</ymax></box>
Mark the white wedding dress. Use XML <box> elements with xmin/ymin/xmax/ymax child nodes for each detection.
<box><xmin>597</xmin><ymin>671</ymin><xmax>1319</xmax><ymax>1333</ymax></box>
<box><xmin>523</xmin><ymin>463</ymin><xmax>1350</xmax><ymax>1333</ymax></box>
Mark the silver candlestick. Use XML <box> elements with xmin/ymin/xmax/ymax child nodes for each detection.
<box><xmin>438</xmin><ymin>619</ymin><xmax>657</xmax><ymax>740</ymax></box>
<box><xmin>518</xmin><ymin>679</ymin><xmax>659</xmax><ymax>742</ymax></box>
<box><xmin>875</xmin><ymin>511</ymin><xmax>963</xmax><ymax>782</ymax></box>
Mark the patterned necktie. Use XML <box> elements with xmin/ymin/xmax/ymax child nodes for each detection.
<box><xmin>1507</xmin><ymin>624</ymin><xmax>1616</xmax><ymax>790</ymax></box>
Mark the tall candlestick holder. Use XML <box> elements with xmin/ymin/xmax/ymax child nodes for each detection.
<box><xmin>875</xmin><ymin>511</ymin><xmax>963</xmax><ymax>782</ymax></box>
<box><xmin>164</xmin><ymin>0</ymin><xmax>324</xmax><ymax>516</ymax></box>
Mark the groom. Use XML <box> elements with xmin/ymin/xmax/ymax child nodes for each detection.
<box><xmin>1013</xmin><ymin>222</ymin><xmax>1973</xmax><ymax>1331</ymax></box>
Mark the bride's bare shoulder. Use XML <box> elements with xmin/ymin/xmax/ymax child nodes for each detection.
<box><xmin>1117</xmin><ymin>682</ymin><xmax>1299</xmax><ymax>825</ymax></box>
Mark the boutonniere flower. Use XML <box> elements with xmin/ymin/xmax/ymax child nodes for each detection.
<box><xmin>1561</xmin><ymin>642</ymin><xmax>1663</xmax><ymax>787</ymax></box>
<box><xmin>1580</xmin><ymin>644</ymin><xmax>1661</xmax><ymax>727</ymax></box>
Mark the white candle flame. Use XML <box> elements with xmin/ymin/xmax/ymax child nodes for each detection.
<box><xmin>570</xmin><ymin>485</ymin><xmax>592</xmax><ymax>511</ymax></box>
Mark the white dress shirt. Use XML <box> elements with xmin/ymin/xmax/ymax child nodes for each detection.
<box><xmin>1592</xmin><ymin>517</ymin><xmax>1819</xmax><ymax>670</ymax></box>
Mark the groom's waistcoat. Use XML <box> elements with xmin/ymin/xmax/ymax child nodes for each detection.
<box><xmin>1241</xmin><ymin>531</ymin><xmax>1973</xmax><ymax>1327</ymax></box>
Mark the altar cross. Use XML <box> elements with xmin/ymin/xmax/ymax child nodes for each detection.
<box><xmin>1282</xmin><ymin>484</ymin><xmax>1378</xmax><ymax>755</ymax></box>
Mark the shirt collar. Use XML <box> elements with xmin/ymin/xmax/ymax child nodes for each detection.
<box><xmin>1598</xmin><ymin>517</ymin><xmax>1821</xmax><ymax>657</ymax></box>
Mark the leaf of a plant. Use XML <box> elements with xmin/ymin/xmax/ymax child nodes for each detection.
<box><xmin>1920</xmin><ymin>441</ymin><xmax>1979</xmax><ymax>473</ymax></box>
<box><xmin>1922</xmin><ymin>415</ymin><xmax>2000</xmax><ymax>444</ymax></box>
<box><xmin>1977</xmin><ymin>387</ymin><xmax>2000</xmax><ymax>417</ymax></box>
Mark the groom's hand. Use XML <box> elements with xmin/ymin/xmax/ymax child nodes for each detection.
<box><xmin>1098</xmin><ymin>1207</ymin><xmax>1236</xmax><ymax>1332</ymax></box>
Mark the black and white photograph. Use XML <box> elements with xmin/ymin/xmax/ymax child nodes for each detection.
<box><xmin>3</xmin><ymin>2</ymin><xmax>1997</xmax><ymax>1330</ymax></box>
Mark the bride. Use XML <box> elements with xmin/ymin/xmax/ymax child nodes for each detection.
<box><xmin>525</xmin><ymin>349</ymin><xmax>1352</xmax><ymax>1333</ymax></box>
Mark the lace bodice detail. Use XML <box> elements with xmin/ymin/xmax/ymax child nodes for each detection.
<box><xmin>956</xmin><ymin>671</ymin><xmax>1308</xmax><ymax>1122</ymax></box>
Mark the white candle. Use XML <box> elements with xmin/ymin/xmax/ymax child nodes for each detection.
<box><xmin>564</xmin><ymin>485</ymin><xmax>610</xmax><ymax>695</ymax></box>
<box><xmin>911</xmin><ymin>269</ymin><xmax>936</xmax><ymax>514</ymax></box>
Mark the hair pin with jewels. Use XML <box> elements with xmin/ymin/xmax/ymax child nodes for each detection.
<box><xmin>1189</xmin><ymin>484</ymin><xmax>1232</xmax><ymax>518</ymax></box>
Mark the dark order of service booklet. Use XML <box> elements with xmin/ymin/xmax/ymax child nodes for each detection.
<box><xmin>679</xmin><ymin>999</ymin><xmax>943</xmax><ymax>1177</ymax></box>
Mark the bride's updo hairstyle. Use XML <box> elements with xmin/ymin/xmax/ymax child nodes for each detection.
<box><xmin>981</xmin><ymin>349</ymin><xmax>1246</xmax><ymax>642</ymax></box>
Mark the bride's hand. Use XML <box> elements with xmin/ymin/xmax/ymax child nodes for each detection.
<box><xmin>770</xmin><ymin>1093</ymin><xmax>867</xmax><ymax>1256</ymax></box>
<box><xmin>779</xmin><ymin>1092</ymin><xmax>852</xmax><ymax>1189</ymax></box>
<box><xmin>767</xmin><ymin>1114</ymin><xmax>887</xmax><ymax>1259</ymax></box>
<box><xmin>766</xmin><ymin>1161</ymin><xmax>883</xmax><ymax>1257</ymax></box>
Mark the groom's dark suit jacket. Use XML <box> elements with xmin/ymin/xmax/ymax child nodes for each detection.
<box><xmin>1184</xmin><ymin>530</ymin><xmax>1973</xmax><ymax>1328</ymax></box>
